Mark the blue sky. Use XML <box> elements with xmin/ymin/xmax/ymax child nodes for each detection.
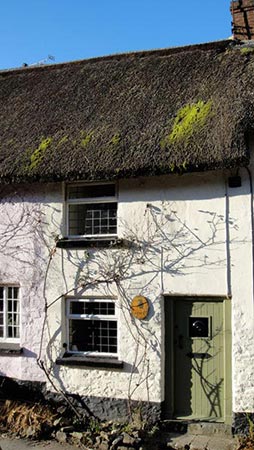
<box><xmin>0</xmin><ymin>1</ymin><xmax>231</xmax><ymax>69</ymax></box>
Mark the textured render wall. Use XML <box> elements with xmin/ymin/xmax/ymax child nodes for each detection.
<box><xmin>0</xmin><ymin>168</ymin><xmax>253</xmax><ymax>414</ymax></box>
<box><xmin>0</xmin><ymin>183</ymin><xmax>62</xmax><ymax>382</ymax></box>
<box><xmin>44</xmin><ymin>171</ymin><xmax>230</xmax><ymax>406</ymax></box>
<box><xmin>231</xmin><ymin>154</ymin><xmax>254</xmax><ymax>412</ymax></box>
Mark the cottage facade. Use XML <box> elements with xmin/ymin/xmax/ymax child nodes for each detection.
<box><xmin>0</xmin><ymin>8</ymin><xmax>254</xmax><ymax>430</ymax></box>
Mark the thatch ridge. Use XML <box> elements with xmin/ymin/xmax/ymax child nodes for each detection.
<box><xmin>0</xmin><ymin>40</ymin><xmax>230</xmax><ymax>76</ymax></box>
<box><xmin>0</xmin><ymin>39</ymin><xmax>253</xmax><ymax>183</ymax></box>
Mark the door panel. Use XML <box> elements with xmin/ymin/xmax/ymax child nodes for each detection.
<box><xmin>173</xmin><ymin>299</ymin><xmax>224</xmax><ymax>420</ymax></box>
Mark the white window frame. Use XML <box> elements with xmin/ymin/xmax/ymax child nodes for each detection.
<box><xmin>65</xmin><ymin>182</ymin><xmax>118</xmax><ymax>239</ymax></box>
<box><xmin>66</xmin><ymin>297</ymin><xmax>118</xmax><ymax>357</ymax></box>
<box><xmin>0</xmin><ymin>285</ymin><xmax>20</xmax><ymax>343</ymax></box>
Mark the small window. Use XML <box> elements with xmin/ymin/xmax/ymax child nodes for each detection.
<box><xmin>66</xmin><ymin>183</ymin><xmax>117</xmax><ymax>238</ymax></box>
<box><xmin>0</xmin><ymin>286</ymin><xmax>20</xmax><ymax>341</ymax></box>
<box><xmin>66</xmin><ymin>298</ymin><xmax>118</xmax><ymax>355</ymax></box>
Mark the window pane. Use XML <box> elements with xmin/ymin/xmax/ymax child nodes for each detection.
<box><xmin>8</xmin><ymin>325</ymin><xmax>13</xmax><ymax>338</ymax></box>
<box><xmin>7</xmin><ymin>287</ymin><xmax>18</xmax><ymax>300</ymax></box>
<box><xmin>69</xmin><ymin>203</ymin><xmax>117</xmax><ymax>236</ymax></box>
<box><xmin>13</xmin><ymin>313</ymin><xmax>20</xmax><ymax>326</ymax></box>
<box><xmin>68</xmin><ymin>184</ymin><xmax>115</xmax><ymax>199</ymax></box>
<box><xmin>69</xmin><ymin>319</ymin><xmax>117</xmax><ymax>353</ymax></box>
<box><xmin>8</xmin><ymin>328</ymin><xmax>13</xmax><ymax>337</ymax></box>
<box><xmin>13</xmin><ymin>326</ymin><xmax>20</xmax><ymax>338</ymax></box>
<box><xmin>70</xmin><ymin>301</ymin><xmax>115</xmax><ymax>315</ymax></box>
<box><xmin>7</xmin><ymin>313</ymin><xmax>13</xmax><ymax>325</ymax></box>
<box><xmin>0</xmin><ymin>287</ymin><xmax>3</xmax><ymax>299</ymax></box>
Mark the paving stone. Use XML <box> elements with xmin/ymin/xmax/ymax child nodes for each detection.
<box><xmin>167</xmin><ymin>433</ymin><xmax>194</xmax><ymax>449</ymax></box>
<box><xmin>165</xmin><ymin>433</ymin><xmax>238</xmax><ymax>450</ymax></box>
<box><xmin>206</xmin><ymin>436</ymin><xmax>238</xmax><ymax>450</ymax></box>
<box><xmin>190</xmin><ymin>434</ymin><xmax>209</xmax><ymax>449</ymax></box>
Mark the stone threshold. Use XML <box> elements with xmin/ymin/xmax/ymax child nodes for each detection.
<box><xmin>160</xmin><ymin>420</ymin><xmax>233</xmax><ymax>436</ymax></box>
<box><xmin>164</xmin><ymin>432</ymin><xmax>238</xmax><ymax>450</ymax></box>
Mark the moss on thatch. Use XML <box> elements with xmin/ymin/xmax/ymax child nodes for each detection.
<box><xmin>0</xmin><ymin>39</ymin><xmax>253</xmax><ymax>183</ymax></box>
<box><xmin>240</xmin><ymin>47</ymin><xmax>254</xmax><ymax>55</ymax></box>
<box><xmin>57</xmin><ymin>135</ymin><xmax>69</xmax><ymax>146</ymax></box>
<box><xmin>109</xmin><ymin>133</ymin><xmax>121</xmax><ymax>146</ymax></box>
<box><xmin>161</xmin><ymin>100</ymin><xmax>212</xmax><ymax>148</ymax></box>
<box><xmin>80</xmin><ymin>130</ymin><xmax>94</xmax><ymax>148</ymax></box>
<box><xmin>29</xmin><ymin>137</ymin><xmax>52</xmax><ymax>171</ymax></box>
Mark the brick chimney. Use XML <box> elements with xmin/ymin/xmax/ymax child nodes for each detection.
<box><xmin>231</xmin><ymin>0</ymin><xmax>254</xmax><ymax>39</ymax></box>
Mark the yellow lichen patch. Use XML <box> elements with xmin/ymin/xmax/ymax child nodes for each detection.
<box><xmin>109</xmin><ymin>133</ymin><xmax>121</xmax><ymax>145</ymax></box>
<box><xmin>240</xmin><ymin>47</ymin><xmax>254</xmax><ymax>55</ymax></box>
<box><xmin>161</xmin><ymin>100</ymin><xmax>212</xmax><ymax>148</ymax></box>
<box><xmin>169</xmin><ymin>161</ymin><xmax>188</xmax><ymax>173</ymax></box>
<box><xmin>57</xmin><ymin>135</ymin><xmax>69</xmax><ymax>146</ymax></box>
<box><xmin>29</xmin><ymin>137</ymin><xmax>52</xmax><ymax>170</ymax></box>
<box><xmin>80</xmin><ymin>131</ymin><xmax>94</xmax><ymax>148</ymax></box>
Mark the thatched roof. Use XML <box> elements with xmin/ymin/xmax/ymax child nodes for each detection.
<box><xmin>0</xmin><ymin>39</ymin><xmax>254</xmax><ymax>183</ymax></box>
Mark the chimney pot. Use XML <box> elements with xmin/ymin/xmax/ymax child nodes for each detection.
<box><xmin>231</xmin><ymin>0</ymin><xmax>254</xmax><ymax>40</ymax></box>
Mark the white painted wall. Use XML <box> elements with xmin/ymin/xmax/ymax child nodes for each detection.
<box><xmin>0</xmin><ymin>183</ymin><xmax>61</xmax><ymax>382</ymax></box>
<box><xmin>0</xmin><ymin>164</ymin><xmax>253</xmax><ymax>413</ymax></box>
<box><xmin>231</xmin><ymin>144</ymin><xmax>254</xmax><ymax>412</ymax></box>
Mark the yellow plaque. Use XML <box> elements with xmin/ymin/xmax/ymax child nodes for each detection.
<box><xmin>131</xmin><ymin>296</ymin><xmax>149</xmax><ymax>320</ymax></box>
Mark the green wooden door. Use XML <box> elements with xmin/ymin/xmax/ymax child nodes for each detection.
<box><xmin>173</xmin><ymin>299</ymin><xmax>225</xmax><ymax>420</ymax></box>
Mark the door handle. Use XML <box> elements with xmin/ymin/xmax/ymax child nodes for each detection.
<box><xmin>186</xmin><ymin>352</ymin><xmax>211</xmax><ymax>359</ymax></box>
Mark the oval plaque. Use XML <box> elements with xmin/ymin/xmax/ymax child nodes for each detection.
<box><xmin>131</xmin><ymin>296</ymin><xmax>149</xmax><ymax>320</ymax></box>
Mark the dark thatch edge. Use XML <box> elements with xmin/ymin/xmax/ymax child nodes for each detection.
<box><xmin>0</xmin><ymin>156</ymin><xmax>248</xmax><ymax>185</ymax></box>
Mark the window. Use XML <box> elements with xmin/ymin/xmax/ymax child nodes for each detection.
<box><xmin>66</xmin><ymin>183</ymin><xmax>117</xmax><ymax>238</ymax></box>
<box><xmin>0</xmin><ymin>286</ymin><xmax>20</xmax><ymax>341</ymax></box>
<box><xmin>66</xmin><ymin>298</ymin><xmax>118</xmax><ymax>356</ymax></box>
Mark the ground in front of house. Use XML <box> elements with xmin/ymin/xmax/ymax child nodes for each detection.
<box><xmin>0</xmin><ymin>436</ymin><xmax>74</xmax><ymax>450</ymax></box>
<box><xmin>0</xmin><ymin>431</ymin><xmax>241</xmax><ymax>450</ymax></box>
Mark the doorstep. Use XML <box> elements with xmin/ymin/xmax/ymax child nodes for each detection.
<box><xmin>165</xmin><ymin>433</ymin><xmax>238</xmax><ymax>450</ymax></box>
<box><xmin>160</xmin><ymin>420</ymin><xmax>233</xmax><ymax>436</ymax></box>
<box><xmin>159</xmin><ymin>421</ymin><xmax>237</xmax><ymax>450</ymax></box>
